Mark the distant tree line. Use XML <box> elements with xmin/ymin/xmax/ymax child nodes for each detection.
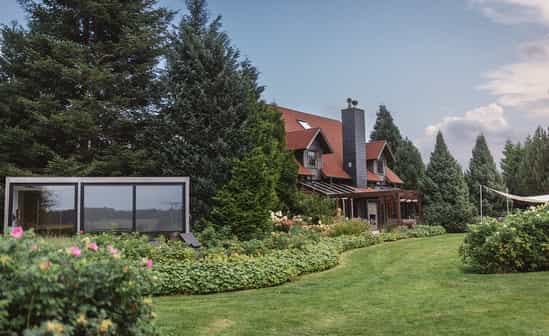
<box><xmin>0</xmin><ymin>0</ymin><xmax>298</xmax><ymax>240</ymax></box>
<box><xmin>371</xmin><ymin>105</ymin><xmax>549</xmax><ymax>232</ymax></box>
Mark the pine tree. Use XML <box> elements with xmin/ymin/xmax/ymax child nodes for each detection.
<box><xmin>370</xmin><ymin>105</ymin><xmax>403</xmax><ymax>154</ymax></box>
<box><xmin>466</xmin><ymin>134</ymin><xmax>505</xmax><ymax>217</ymax></box>
<box><xmin>394</xmin><ymin>137</ymin><xmax>424</xmax><ymax>190</ymax></box>
<box><xmin>500</xmin><ymin>140</ymin><xmax>524</xmax><ymax>194</ymax></box>
<box><xmin>422</xmin><ymin>132</ymin><xmax>473</xmax><ymax>232</ymax></box>
<box><xmin>517</xmin><ymin>127</ymin><xmax>549</xmax><ymax>195</ymax></box>
<box><xmin>0</xmin><ymin>0</ymin><xmax>172</xmax><ymax>177</ymax></box>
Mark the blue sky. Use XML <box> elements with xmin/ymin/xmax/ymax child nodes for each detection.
<box><xmin>2</xmin><ymin>0</ymin><xmax>549</xmax><ymax>167</ymax></box>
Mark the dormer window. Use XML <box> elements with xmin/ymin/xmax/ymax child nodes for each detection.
<box><xmin>297</xmin><ymin>120</ymin><xmax>312</xmax><ymax>129</ymax></box>
<box><xmin>377</xmin><ymin>159</ymin><xmax>385</xmax><ymax>175</ymax></box>
<box><xmin>304</xmin><ymin>150</ymin><xmax>321</xmax><ymax>169</ymax></box>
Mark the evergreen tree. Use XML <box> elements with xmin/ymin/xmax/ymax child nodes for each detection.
<box><xmin>207</xmin><ymin>146</ymin><xmax>277</xmax><ymax>240</ymax></box>
<box><xmin>158</xmin><ymin>0</ymin><xmax>298</xmax><ymax>225</ymax></box>
<box><xmin>0</xmin><ymin>0</ymin><xmax>172</xmax><ymax>178</ymax></box>
<box><xmin>517</xmin><ymin>127</ymin><xmax>549</xmax><ymax>194</ymax></box>
<box><xmin>394</xmin><ymin>137</ymin><xmax>424</xmax><ymax>190</ymax></box>
<box><xmin>422</xmin><ymin>132</ymin><xmax>473</xmax><ymax>232</ymax></box>
<box><xmin>0</xmin><ymin>0</ymin><xmax>172</xmax><ymax>228</ymax></box>
<box><xmin>370</xmin><ymin>105</ymin><xmax>403</xmax><ymax>154</ymax></box>
<box><xmin>500</xmin><ymin>140</ymin><xmax>524</xmax><ymax>194</ymax></box>
<box><xmin>466</xmin><ymin>134</ymin><xmax>505</xmax><ymax>217</ymax></box>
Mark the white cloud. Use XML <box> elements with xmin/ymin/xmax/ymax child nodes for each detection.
<box><xmin>426</xmin><ymin>103</ymin><xmax>508</xmax><ymax>136</ymax></box>
<box><xmin>478</xmin><ymin>38</ymin><xmax>549</xmax><ymax>117</ymax></box>
<box><xmin>470</xmin><ymin>0</ymin><xmax>549</xmax><ymax>25</ymax></box>
<box><xmin>421</xmin><ymin>104</ymin><xmax>513</xmax><ymax>167</ymax></box>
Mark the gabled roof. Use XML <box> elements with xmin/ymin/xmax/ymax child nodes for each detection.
<box><xmin>279</xmin><ymin>106</ymin><xmax>351</xmax><ymax>179</ymax></box>
<box><xmin>386</xmin><ymin>167</ymin><xmax>403</xmax><ymax>184</ymax></box>
<box><xmin>278</xmin><ymin>105</ymin><xmax>404</xmax><ymax>184</ymax></box>
<box><xmin>286</xmin><ymin>128</ymin><xmax>333</xmax><ymax>153</ymax></box>
<box><xmin>365</xmin><ymin>140</ymin><xmax>395</xmax><ymax>161</ymax></box>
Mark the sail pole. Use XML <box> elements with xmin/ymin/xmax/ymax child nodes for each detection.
<box><xmin>480</xmin><ymin>184</ymin><xmax>483</xmax><ymax>224</ymax></box>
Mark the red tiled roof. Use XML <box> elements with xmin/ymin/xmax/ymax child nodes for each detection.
<box><xmin>386</xmin><ymin>167</ymin><xmax>403</xmax><ymax>184</ymax></box>
<box><xmin>366</xmin><ymin>140</ymin><xmax>391</xmax><ymax>160</ymax></box>
<box><xmin>367</xmin><ymin>170</ymin><xmax>384</xmax><ymax>182</ymax></box>
<box><xmin>286</xmin><ymin>128</ymin><xmax>320</xmax><ymax>151</ymax></box>
<box><xmin>298</xmin><ymin>163</ymin><xmax>315</xmax><ymax>176</ymax></box>
<box><xmin>278</xmin><ymin>106</ymin><xmax>404</xmax><ymax>184</ymax></box>
<box><xmin>279</xmin><ymin>106</ymin><xmax>351</xmax><ymax>179</ymax></box>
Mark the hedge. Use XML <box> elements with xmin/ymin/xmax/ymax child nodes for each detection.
<box><xmin>152</xmin><ymin>225</ymin><xmax>446</xmax><ymax>295</ymax></box>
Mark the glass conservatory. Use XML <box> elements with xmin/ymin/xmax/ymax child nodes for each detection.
<box><xmin>3</xmin><ymin>177</ymin><xmax>190</xmax><ymax>235</ymax></box>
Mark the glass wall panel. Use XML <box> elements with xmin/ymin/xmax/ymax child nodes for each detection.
<box><xmin>136</xmin><ymin>185</ymin><xmax>183</xmax><ymax>232</ymax></box>
<box><xmin>11</xmin><ymin>185</ymin><xmax>76</xmax><ymax>235</ymax></box>
<box><xmin>83</xmin><ymin>185</ymin><xmax>133</xmax><ymax>232</ymax></box>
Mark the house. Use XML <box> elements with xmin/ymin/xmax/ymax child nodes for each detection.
<box><xmin>278</xmin><ymin>101</ymin><xmax>421</xmax><ymax>229</ymax></box>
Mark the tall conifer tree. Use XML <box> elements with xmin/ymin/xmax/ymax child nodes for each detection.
<box><xmin>500</xmin><ymin>140</ymin><xmax>524</xmax><ymax>194</ymax></box>
<box><xmin>517</xmin><ymin>127</ymin><xmax>549</xmax><ymax>194</ymax></box>
<box><xmin>394</xmin><ymin>137</ymin><xmax>425</xmax><ymax>190</ymax></box>
<box><xmin>370</xmin><ymin>105</ymin><xmax>403</xmax><ymax>154</ymax></box>
<box><xmin>0</xmin><ymin>0</ymin><xmax>172</xmax><ymax>226</ymax></box>
<box><xmin>422</xmin><ymin>132</ymin><xmax>473</xmax><ymax>232</ymax></box>
<box><xmin>159</xmin><ymin>0</ymin><xmax>298</xmax><ymax>225</ymax></box>
<box><xmin>466</xmin><ymin>134</ymin><xmax>505</xmax><ymax>217</ymax></box>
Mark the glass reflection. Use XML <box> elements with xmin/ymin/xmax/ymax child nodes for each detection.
<box><xmin>83</xmin><ymin>185</ymin><xmax>133</xmax><ymax>232</ymax></box>
<box><xmin>136</xmin><ymin>185</ymin><xmax>183</xmax><ymax>232</ymax></box>
<box><xmin>11</xmin><ymin>185</ymin><xmax>76</xmax><ymax>235</ymax></box>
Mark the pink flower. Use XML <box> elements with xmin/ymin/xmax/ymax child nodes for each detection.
<box><xmin>107</xmin><ymin>245</ymin><xmax>119</xmax><ymax>256</ymax></box>
<box><xmin>79</xmin><ymin>230</ymin><xmax>84</xmax><ymax>235</ymax></box>
<box><xmin>143</xmin><ymin>258</ymin><xmax>153</xmax><ymax>269</ymax></box>
<box><xmin>87</xmin><ymin>242</ymin><xmax>98</xmax><ymax>252</ymax></box>
<box><xmin>11</xmin><ymin>226</ymin><xmax>23</xmax><ymax>239</ymax></box>
<box><xmin>67</xmin><ymin>246</ymin><xmax>81</xmax><ymax>257</ymax></box>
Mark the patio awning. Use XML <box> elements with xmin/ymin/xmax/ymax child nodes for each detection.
<box><xmin>299</xmin><ymin>181</ymin><xmax>357</xmax><ymax>196</ymax></box>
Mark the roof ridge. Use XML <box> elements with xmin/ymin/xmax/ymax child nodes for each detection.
<box><xmin>274</xmin><ymin>105</ymin><xmax>342</xmax><ymax>123</ymax></box>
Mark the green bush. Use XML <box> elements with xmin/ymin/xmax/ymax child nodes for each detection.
<box><xmin>460</xmin><ymin>205</ymin><xmax>549</xmax><ymax>273</ymax></box>
<box><xmin>328</xmin><ymin>219</ymin><xmax>369</xmax><ymax>237</ymax></box>
<box><xmin>151</xmin><ymin>226</ymin><xmax>446</xmax><ymax>296</ymax></box>
<box><xmin>296</xmin><ymin>193</ymin><xmax>336</xmax><ymax>225</ymax></box>
<box><xmin>0</xmin><ymin>229</ymin><xmax>157</xmax><ymax>335</ymax></box>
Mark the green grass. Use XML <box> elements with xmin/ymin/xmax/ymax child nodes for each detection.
<box><xmin>154</xmin><ymin>234</ymin><xmax>549</xmax><ymax>336</ymax></box>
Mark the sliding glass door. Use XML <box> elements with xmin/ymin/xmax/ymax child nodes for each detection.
<box><xmin>10</xmin><ymin>184</ymin><xmax>77</xmax><ymax>235</ymax></box>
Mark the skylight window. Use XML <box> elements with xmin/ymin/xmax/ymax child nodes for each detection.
<box><xmin>298</xmin><ymin>120</ymin><xmax>312</xmax><ymax>129</ymax></box>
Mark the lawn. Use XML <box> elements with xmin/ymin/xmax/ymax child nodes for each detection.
<box><xmin>154</xmin><ymin>234</ymin><xmax>549</xmax><ymax>336</ymax></box>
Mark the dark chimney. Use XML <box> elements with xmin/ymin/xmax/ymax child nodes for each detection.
<box><xmin>341</xmin><ymin>99</ymin><xmax>367</xmax><ymax>187</ymax></box>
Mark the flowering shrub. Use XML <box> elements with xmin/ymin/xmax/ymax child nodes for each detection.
<box><xmin>460</xmin><ymin>205</ymin><xmax>549</xmax><ymax>273</ymax></box>
<box><xmin>328</xmin><ymin>219</ymin><xmax>370</xmax><ymax>237</ymax></box>
<box><xmin>0</xmin><ymin>228</ymin><xmax>157</xmax><ymax>335</ymax></box>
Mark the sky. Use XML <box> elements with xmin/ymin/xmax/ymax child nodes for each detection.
<box><xmin>2</xmin><ymin>0</ymin><xmax>549</xmax><ymax>167</ymax></box>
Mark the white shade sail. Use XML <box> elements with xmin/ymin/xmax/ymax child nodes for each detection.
<box><xmin>484</xmin><ymin>186</ymin><xmax>549</xmax><ymax>204</ymax></box>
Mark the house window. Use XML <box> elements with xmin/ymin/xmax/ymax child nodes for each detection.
<box><xmin>305</xmin><ymin>150</ymin><xmax>321</xmax><ymax>169</ymax></box>
<box><xmin>377</xmin><ymin>159</ymin><xmax>385</xmax><ymax>175</ymax></box>
<box><xmin>298</xmin><ymin>120</ymin><xmax>312</xmax><ymax>129</ymax></box>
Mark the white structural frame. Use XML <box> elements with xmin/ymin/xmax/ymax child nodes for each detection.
<box><xmin>4</xmin><ymin>177</ymin><xmax>191</xmax><ymax>235</ymax></box>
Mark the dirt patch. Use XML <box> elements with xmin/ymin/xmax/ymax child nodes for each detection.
<box><xmin>204</xmin><ymin>318</ymin><xmax>234</xmax><ymax>334</ymax></box>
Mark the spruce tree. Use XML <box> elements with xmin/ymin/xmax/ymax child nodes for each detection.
<box><xmin>370</xmin><ymin>105</ymin><xmax>403</xmax><ymax>154</ymax></box>
<box><xmin>500</xmin><ymin>140</ymin><xmax>524</xmax><ymax>194</ymax></box>
<box><xmin>394</xmin><ymin>137</ymin><xmax>424</xmax><ymax>190</ymax></box>
<box><xmin>0</xmin><ymin>0</ymin><xmax>172</xmax><ymax>177</ymax></box>
<box><xmin>159</xmin><ymin>0</ymin><xmax>298</xmax><ymax>225</ymax></box>
<box><xmin>422</xmin><ymin>132</ymin><xmax>473</xmax><ymax>232</ymax></box>
<box><xmin>517</xmin><ymin>127</ymin><xmax>549</xmax><ymax>195</ymax></box>
<box><xmin>466</xmin><ymin>134</ymin><xmax>505</xmax><ymax>217</ymax></box>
